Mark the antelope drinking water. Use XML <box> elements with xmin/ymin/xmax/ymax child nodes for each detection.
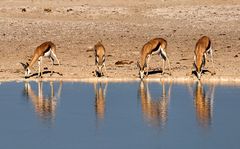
<box><xmin>137</xmin><ymin>38</ymin><xmax>171</xmax><ymax>79</ymax></box>
<box><xmin>21</xmin><ymin>41</ymin><xmax>60</xmax><ymax>78</ymax></box>
<box><xmin>94</xmin><ymin>41</ymin><xmax>107</xmax><ymax>77</ymax></box>
<box><xmin>193</xmin><ymin>36</ymin><xmax>215</xmax><ymax>79</ymax></box>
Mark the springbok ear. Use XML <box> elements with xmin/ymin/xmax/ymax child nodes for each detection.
<box><xmin>193</xmin><ymin>62</ymin><xmax>196</xmax><ymax>68</ymax></box>
<box><xmin>20</xmin><ymin>62</ymin><xmax>28</xmax><ymax>69</ymax></box>
<box><xmin>137</xmin><ymin>61</ymin><xmax>140</xmax><ymax>68</ymax></box>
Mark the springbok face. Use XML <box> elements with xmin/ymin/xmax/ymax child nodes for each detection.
<box><xmin>137</xmin><ymin>61</ymin><xmax>145</xmax><ymax>79</ymax></box>
<box><xmin>194</xmin><ymin>60</ymin><xmax>202</xmax><ymax>80</ymax></box>
<box><xmin>139</xmin><ymin>70</ymin><xmax>144</xmax><ymax>79</ymax></box>
<box><xmin>196</xmin><ymin>63</ymin><xmax>203</xmax><ymax>80</ymax></box>
<box><xmin>196</xmin><ymin>70</ymin><xmax>202</xmax><ymax>80</ymax></box>
<box><xmin>20</xmin><ymin>62</ymin><xmax>31</xmax><ymax>77</ymax></box>
<box><xmin>194</xmin><ymin>54</ymin><xmax>205</xmax><ymax>80</ymax></box>
<box><xmin>96</xmin><ymin>55</ymin><xmax>105</xmax><ymax>74</ymax></box>
<box><xmin>25</xmin><ymin>67</ymin><xmax>32</xmax><ymax>76</ymax></box>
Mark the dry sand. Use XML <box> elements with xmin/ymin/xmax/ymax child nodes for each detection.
<box><xmin>0</xmin><ymin>0</ymin><xmax>239</xmax><ymax>83</ymax></box>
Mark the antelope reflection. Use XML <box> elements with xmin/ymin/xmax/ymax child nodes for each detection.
<box><xmin>94</xmin><ymin>82</ymin><xmax>108</xmax><ymax>121</ymax></box>
<box><xmin>139</xmin><ymin>81</ymin><xmax>171</xmax><ymax>128</ymax></box>
<box><xmin>193</xmin><ymin>82</ymin><xmax>215</xmax><ymax>128</ymax></box>
<box><xmin>24</xmin><ymin>81</ymin><xmax>62</xmax><ymax>123</ymax></box>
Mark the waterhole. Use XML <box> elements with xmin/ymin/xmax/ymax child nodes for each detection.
<box><xmin>0</xmin><ymin>81</ymin><xmax>239</xmax><ymax>149</ymax></box>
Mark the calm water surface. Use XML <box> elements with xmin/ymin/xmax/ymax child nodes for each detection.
<box><xmin>0</xmin><ymin>81</ymin><xmax>239</xmax><ymax>149</ymax></box>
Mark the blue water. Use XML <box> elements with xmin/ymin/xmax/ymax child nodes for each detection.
<box><xmin>0</xmin><ymin>81</ymin><xmax>239</xmax><ymax>149</ymax></box>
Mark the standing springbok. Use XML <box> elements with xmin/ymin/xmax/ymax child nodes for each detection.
<box><xmin>21</xmin><ymin>41</ymin><xmax>60</xmax><ymax>78</ymax></box>
<box><xmin>193</xmin><ymin>36</ymin><xmax>215</xmax><ymax>79</ymax></box>
<box><xmin>137</xmin><ymin>38</ymin><xmax>171</xmax><ymax>79</ymax></box>
<box><xmin>94</xmin><ymin>41</ymin><xmax>106</xmax><ymax>77</ymax></box>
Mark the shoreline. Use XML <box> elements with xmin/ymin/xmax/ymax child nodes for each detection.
<box><xmin>1</xmin><ymin>76</ymin><xmax>240</xmax><ymax>86</ymax></box>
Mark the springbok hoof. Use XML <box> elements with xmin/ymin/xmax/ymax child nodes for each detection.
<box><xmin>211</xmin><ymin>72</ymin><xmax>216</xmax><ymax>76</ymax></box>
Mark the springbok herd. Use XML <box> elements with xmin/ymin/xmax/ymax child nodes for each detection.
<box><xmin>21</xmin><ymin>36</ymin><xmax>216</xmax><ymax>80</ymax></box>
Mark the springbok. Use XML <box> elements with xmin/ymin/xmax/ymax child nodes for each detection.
<box><xmin>193</xmin><ymin>36</ymin><xmax>215</xmax><ymax>79</ymax></box>
<box><xmin>137</xmin><ymin>38</ymin><xmax>171</xmax><ymax>79</ymax></box>
<box><xmin>21</xmin><ymin>41</ymin><xmax>60</xmax><ymax>78</ymax></box>
<box><xmin>94</xmin><ymin>41</ymin><xmax>106</xmax><ymax>77</ymax></box>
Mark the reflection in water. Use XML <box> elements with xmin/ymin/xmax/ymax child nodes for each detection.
<box><xmin>24</xmin><ymin>81</ymin><xmax>62</xmax><ymax>124</ymax></box>
<box><xmin>138</xmin><ymin>81</ymin><xmax>171</xmax><ymax>128</ymax></box>
<box><xmin>193</xmin><ymin>82</ymin><xmax>215</xmax><ymax>128</ymax></box>
<box><xmin>94</xmin><ymin>82</ymin><xmax>108</xmax><ymax>121</ymax></box>
<box><xmin>1</xmin><ymin>82</ymin><xmax>240</xmax><ymax>149</ymax></box>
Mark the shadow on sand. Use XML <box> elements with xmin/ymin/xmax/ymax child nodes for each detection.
<box><xmin>25</xmin><ymin>71</ymin><xmax>63</xmax><ymax>79</ymax></box>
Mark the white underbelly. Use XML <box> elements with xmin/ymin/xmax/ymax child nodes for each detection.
<box><xmin>44</xmin><ymin>49</ymin><xmax>51</xmax><ymax>57</ymax></box>
<box><xmin>152</xmin><ymin>47</ymin><xmax>161</xmax><ymax>55</ymax></box>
